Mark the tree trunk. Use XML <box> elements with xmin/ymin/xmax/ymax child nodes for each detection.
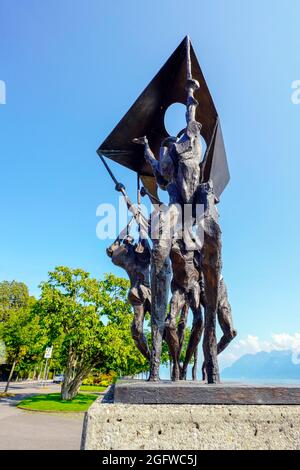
<box><xmin>38</xmin><ymin>362</ymin><xmax>43</xmax><ymax>381</ymax></box>
<box><xmin>61</xmin><ymin>365</ymin><xmax>92</xmax><ymax>401</ymax></box>
<box><xmin>4</xmin><ymin>360</ymin><xmax>16</xmax><ymax>393</ymax></box>
<box><xmin>60</xmin><ymin>347</ymin><xmax>95</xmax><ymax>400</ymax></box>
<box><xmin>61</xmin><ymin>375</ymin><xmax>83</xmax><ymax>401</ymax></box>
<box><xmin>61</xmin><ymin>367</ymin><xmax>77</xmax><ymax>400</ymax></box>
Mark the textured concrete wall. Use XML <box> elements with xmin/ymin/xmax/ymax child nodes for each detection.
<box><xmin>82</xmin><ymin>398</ymin><xmax>300</xmax><ymax>450</ymax></box>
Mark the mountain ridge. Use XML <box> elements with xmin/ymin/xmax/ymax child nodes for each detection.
<box><xmin>222</xmin><ymin>349</ymin><xmax>300</xmax><ymax>379</ymax></box>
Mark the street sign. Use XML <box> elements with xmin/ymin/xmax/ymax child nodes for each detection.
<box><xmin>44</xmin><ymin>347</ymin><xmax>53</xmax><ymax>359</ymax></box>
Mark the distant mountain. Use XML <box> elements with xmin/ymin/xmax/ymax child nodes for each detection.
<box><xmin>222</xmin><ymin>349</ymin><xmax>300</xmax><ymax>380</ymax></box>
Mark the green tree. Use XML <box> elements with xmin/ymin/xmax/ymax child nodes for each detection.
<box><xmin>37</xmin><ymin>267</ymin><xmax>147</xmax><ymax>401</ymax></box>
<box><xmin>0</xmin><ymin>300</ymin><xmax>46</xmax><ymax>392</ymax></box>
<box><xmin>0</xmin><ymin>281</ymin><xmax>29</xmax><ymax>321</ymax></box>
<box><xmin>0</xmin><ymin>340</ymin><xmax>6</xmax><ymax>365</ymax></box>
<box><xmin>97</xmin><ymin>274</ymin><xmax>149</xmax><ymax>377</ymax></box>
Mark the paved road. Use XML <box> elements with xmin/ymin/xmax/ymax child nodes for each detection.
<box><xmin>0</xmin><ymin>382</ymin><xmax>84</xmax><ymax>450</ymax></box>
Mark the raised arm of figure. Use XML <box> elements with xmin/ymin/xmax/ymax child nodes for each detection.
<box><xmin>133</xmin><ymin>136</ymin><xmax>159</xmax><ymax>173</ymax></box>
<box><xmin>185</xmin><ymin>37</ymin><xmax>200</xmax><ymax>126</ymax></box>
<box><xmin>106</xmin><ymin>238</ymin><xmax>121</xmax><ymax>258</ymax></box>
<box><xmin>115</xmin><ymin>182</ymin><xmax>150</xmax><ymax>235</ymax></box>
<box><xmin>198</xmin><ymin>180</ymin><xmax>219</xmax><ymax>223</ymax></box>
<box><xmin>185</xmin><ymin>79</ymin><xmax>200</xmax><ymax>126</ymax></box>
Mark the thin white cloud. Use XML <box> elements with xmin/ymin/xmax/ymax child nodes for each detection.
<box><xmin>219</xmin><ymin>333</ymin><xmax>300</xmax><ymax>370</ymax></box>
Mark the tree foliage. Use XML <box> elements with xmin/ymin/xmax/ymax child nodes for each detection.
<box><xmin>1</xmin><ymin>268</ymin><xmax>192</xmax><ymax>397</ymax></box>
<box><xmin>36</xmin><ymin>267</ymin><xmax>148</xmax><ymax>400</ymax></box>
<box><xmin>0</xmin><ymin>305</ymin><xmax>43</xmax><ymax>365</ymax></box>
<box><xmin>0</xmin><ymin>281</ymin><xmax>30</xmax><ymax>321</ymax></box>
<box><xmin>0</xmin><ymin>295</ymin><xmax>47</xmax><ymax>390</ymax></box>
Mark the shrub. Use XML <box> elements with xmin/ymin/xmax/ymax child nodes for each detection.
<box><xmin>82</xmin><ymin>370</ymin><xmax>117</xmax><ymax>386</ymax></box>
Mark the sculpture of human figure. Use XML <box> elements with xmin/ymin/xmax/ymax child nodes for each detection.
<box><xmin>201</xmin><ymin>274</ymin><xmax>237</xmax><ymax>380</ymax></box>
<box><xmin>195</xmin><ymin>179</ymin><xmax>223</xmax><ymax>383</ymax></box>
<box><xmin>165</xmin><ymin>244</ymin><xmax>237</xmax><ymax>382</ymax></box>
<box><xmin>164</xmin><ymin>236</ymin><xmax>203</xmax><ymax>381</ymax></box>
<box><xmin>106</xmin><ymin>233</ymin><xmax>151</xmax><ymax>362</ymax></box>
<box><xmin>133</xmin><ymin>75</ymin><xmax>202</xmax><ymax>381</ymax></box>
<box><xmin>169</xmin><ymin>302</ymin><xmax>198</xmax><ymax>380</ymax></box>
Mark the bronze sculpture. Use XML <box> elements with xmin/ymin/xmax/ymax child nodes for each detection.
<box><xmin>201</xmin><ymin>276</ymin><xmax>237</xmax><ymax>380</ymax></box>
<box><xmin>164</xmin><ymin>237</ymin><xmax>203</xmax><ymax>381</ymax></box>
<box><xmin>107</xmin><ymin>231</ymin><xmax>151</xmax><ymax>362</ymax></box>
<box><xmin>132</xmin><ymin>53</ymin><xmax>203</xmax><ymax>380</ymax></box>
<box><xmin>98</xmin><ymin>36</ymin><xmax>236</xmax><ymax>384</ymax></box>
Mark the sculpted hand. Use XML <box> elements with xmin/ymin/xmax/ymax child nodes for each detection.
<box><xmin>132</xmin><ymin>136</ymin><xmax>148</xmax><ymax>146</ymax></box>
<box><xmin>186</xmin><ymin>78</ymin><xmax>200</xmax><ymax>91</ymax></box>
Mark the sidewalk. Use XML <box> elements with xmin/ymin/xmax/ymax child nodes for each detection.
<box><xmin>0</xmin><ymin>381</ymin><xmax>84</xmax><ymax>450</ymax></box>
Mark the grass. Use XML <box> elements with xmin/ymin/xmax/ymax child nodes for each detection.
<box><xmin>79</xmin><ymin>385</ymin><xmax>107</xmax><ymax>392</ymax></box>
<box><xmin>17</xmin><ymin>393</ymin><xmax>98</xmax><ymax>412</ymax></box>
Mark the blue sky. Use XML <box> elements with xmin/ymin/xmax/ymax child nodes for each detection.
<box><xmin>1</xmin><ymin>0</ymin><xmax>300</xmax><ymax>366</ymax></box>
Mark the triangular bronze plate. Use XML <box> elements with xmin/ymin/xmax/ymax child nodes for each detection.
<box><xmin>97</xmin><ymin>36</ymin><xmax>229</xmax><ymax>198</ymax></box>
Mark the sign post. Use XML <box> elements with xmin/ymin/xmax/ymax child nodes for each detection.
<box><xmin>41</xmin><ymin>347</ymin><xmax>53</xmax><ymax>386</ymax></box>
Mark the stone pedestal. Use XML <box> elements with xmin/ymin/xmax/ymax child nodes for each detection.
<box><xmin>114</xmin><ymin>380</ymin><xmax>300</xmax><ymax>405</ymax></box>
<box><xmin>82</xmin><ymin>400</ymin><xmax>300</xmax><ymax>450</ymax></box>
<box><xmin>81</xmin><ymin>384</ymin><xmax>300</xmax><ymax>450</ymax></box>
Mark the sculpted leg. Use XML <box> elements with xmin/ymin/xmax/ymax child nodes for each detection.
<box><xmin>217</xmin><ymin>278</ymin><xmax>237</xmax><ymax>354</ymax></box>
<box><xmin>165</xmin><ymin>289</ymin><xmax>186</xmax><ymax>381</ymax></box>
<box><xmin>201</xmin><ymin>278</ymin><xmax>237</xmax><ymax>379</ymax></box>
<box><xmin>131</xmin><ymin>304</ymin><xmax>151</xmax><ymax>362</ymax></box>
<box><xmin>149</xmin><ymin>205</ymin><xmax>179</xmax><ymax>381</ymax></box>
<box><xmin>181</xmin><ymin>283</ymin><xmax>203</xmax><ymax>380</ymax></box>
<box><xmin>192</xmin><ymin>345</ymin><xmax>198</xmax><ymax>381</ymax></box>
<box><xmin>202</xmin><ymin>227</ymin><xmax>222</xmax><ymax>384</ymax></box>
<box><xmin>149</xmin><ymin>239</ymin><xmax>171</xmax><ymax>381</ymax></box>
<box><xmin>177</xmin><ymin>302</ymin><xmax>189</xmax><ymax>354</ymax></box>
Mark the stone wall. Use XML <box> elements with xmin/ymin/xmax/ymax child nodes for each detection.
<box><xmin>82</xmin><ymin>397</ymin><xmax>300</xmax><ymax>450</ymax></box>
